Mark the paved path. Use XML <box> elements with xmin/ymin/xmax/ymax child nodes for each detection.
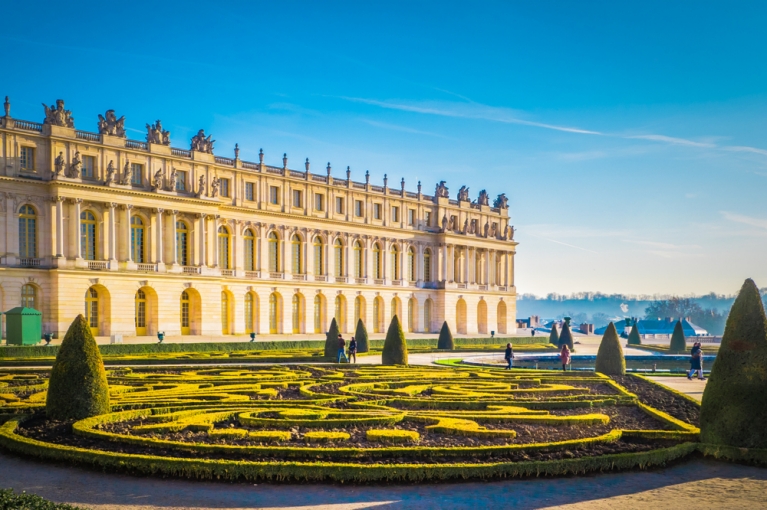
<box><xmin>646</xmin><ymin>376</ymin><xmax>708</xmax><ymax>402</ymax></box>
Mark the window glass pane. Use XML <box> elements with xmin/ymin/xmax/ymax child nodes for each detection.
<box><xmin>245</xmin><ymin>183</ymin><xmax>254</xmax><ymax>201</ymax></box>
<box><xmin>131</xmin><ymin>164</ymin><xmax>143</xmax><ymax>185</ymax></box>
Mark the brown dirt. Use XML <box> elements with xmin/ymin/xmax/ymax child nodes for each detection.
<box><xmin>611</xmin><ymin>375</ymin><xmax>700</xmax><ymax>426</ymax></box>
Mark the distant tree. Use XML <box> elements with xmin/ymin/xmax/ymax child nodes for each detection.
<box><xmin>324</xmin><ymin>318</ymin><xmax>340</xmax><ymax>358</ymax></box>
<box><xmin>559</xmin><ymin>312</ymin><xmax>588</xmax><ymax>324</ymax></box>
<box><xmin>595</xmin><ymin>323</ymin><xmax>625</xmax><ymax>375</ymax></box>
<box><xmin>591</xmin><ymin>313</ymin><xmax>611</xmax><ymax>328</ymax></box>
<box><xmin>645</xmin><ymin>298</ymin><xmax>703</xmax><ymax>320</ymax></box>
<box><xmin>627</xmin><ymin>323</ymin><xmax>642</xmax><ymax>345</ymax></box>
<box><xmin>382</xmin><ymin>315</ymin><xmax>408</xmax><ymax>365</ymax></box>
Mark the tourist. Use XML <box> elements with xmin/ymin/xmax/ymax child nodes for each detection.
<box><xmin>348</xmin><ymin>336</ymin><xmax>358</xmax><ymax>364</ymax></box>
<box><xmin>687</xmin><ymin>342</ymin><xmax>704</xmax><ymax>380</ymax></box>
<box><xmin>560</xmin><ymin>344</ymin><xmax>571</xmax><ymax>371</ymax></box>
<box><xmin>337</xmin><ymin>334</ymin><xmax>347</xmax><ymax>363</ymax></box>
<box><xmin>504</xmin><ymin>343</ymin><xmax>514</xmax><ymax>369</ymax></box>
<box><xmin>531</xmin><ymin>329</ymin><xmax>536</xmax><ymax>337</ymax></box>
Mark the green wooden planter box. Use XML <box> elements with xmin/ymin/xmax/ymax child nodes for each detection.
<box><xmin>4</xmin><ymin>307</ymin><xmax>42</xmax><ymax>345</ymax></box>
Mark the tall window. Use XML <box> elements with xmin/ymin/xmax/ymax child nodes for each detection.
<box><xmin>135</xmin><ymin>289</ymin><xmax>147</xmax><ymax>335</ymax></box>
<box><xmin>313</xmin><ymin>237</ymin><xmax>324</xmax><ymax>275</ymax></box>
<box><xmin>21</xmin><ymin>284</ymin><xmax>36</xmax><ymax>310</ymax></box>
<box><xmin>373</xmin><ymin>203</ymin><xmax>382</xmax><ymax>220</ymax></box>
<box><xmin>82</xmin><ymin>155</ymin><xmax>95</xmax><ymax>179</ymax></box>
<box><xmin>81</xmin><ymin>211</ymin><xmax>97</xmax><ymax>261</ymax></box>
<box><xmin>355</xmin><ymin>200</ymin><xmax>363</xmax><ymax>217</ymax></box>
<box><xmin>424</xmin><ymin>299</ymin><xmax>433</xmax><ymax>333</ymax></box>
<box><xmin>268</xmin><ymin>232</ymin><xmax>280</xmax><ymax>272</ymax></box>
<box><xmin>292</xmin><ymin>294</ymin><xmax>301</xmax><ymax>333</ymax></box>
<box><xmin>423</xmin><ymin>249</ymin><xmax>432</xmax><ymax>282</ymax></box>
<box><xmin>407</xmin><ymin>247</ymin><xmax>415</xmax><ymax>282</ymax></box>
<box><xmin>20</xmin><ymin>147</ymin><xmax>35</xmax><ymax>171</ymax></box>
<box><xmin>354</xmin><ymin>241</ymin><xmax>363</xmax><ymax>278</ymax></box>
<box><xmin>18</xmin><ymin>205</ymin><xmax>37</xmax><ymax>258</ymax></box>
<box><xmin>314</xmin><ymin>193</ymin><xmax>324</xmax><ymax>211</ymax></box>
<box><xmin>407</xmin><ymin>299</ymin><xmax>415</xmax><ymax>333</ymax></box>
<box><xmin>334</xmin><ymin>239</ymin><xmax>344</xmax><ymax>277</ymax></box>
<box><xmin>372</xmin><ymin>243</ymin><xmax>381</xmax><ymax>279</ymax></box>
<box><xmin>245</xmin><ymin>182</ymin><xmax>255</xmax><ymax>201</ymax></box>
<box><xmin>334</xmin><ymin>295</ymin><xmax>345</xmax><ymax>329</ymax></box>
<box><xmin>130</xmin><ymin>216</ymin><xmax>145</xmax><ymax>263</ymax></box>
<box><xmin>220</xmin><ymin>178</ymin><xmax>230</xmax><ymax>198</ymax></box>
<box><xmin>175</xmin><ymin>170</ymin><xmax>187</xmax><ymax>191</ymax></box>
<box><xmin>221</xmin><ymin>292</ymin><xmax>230</xmax><ymax>334</ymax></box>
<box><xmin>131</xmin><ymin>163</ymin><xmax>143</xmax><ymax>186</ymax></box>
<box><xmin>292</xmin><ymin>190</ymin><xmax>302</xmax><ymax>208</ymax></box>
<box><xmin>269</xmin><ymin>293</ymin><xmax>279</xmax><ymax>334</ymax></box>
<box><xmin>392</xmin><ymin>206</ymin><xmax>399</xmax><ymax>222</ymax></box>
<box><xmin>291</xmin><ymin>234</ymin><xmax>302</xmax><ymax>274</ymax></box>
<box><xmin>176</xmin><ymin>221</ymin><xmax>189</xmax><ymax>266</ymax></box>
<box><xmin>354</xmin><ymin>296</ymin><xmax>362</xmax><ymax>326</ymax></box>
<box><xmin>391</xmin><ymin>298</ymin><xmax>399</xmax><ymax>321</ymax></box>
<box><xmin>269</xmin><ymin>186</ymin><xmax>279</xmax><ymax>205</ymax></box>
<box><xmin>314</xmin><ymin>295</ymin><xmax>323</xmax><ymax>333</ymax></box>
<box><xmin>218</xmin><ymin>226</ymin><xmax>231</xmax><ymax>269</ymax></box>
<box><xmin>336</xmin><ymin>197</ymin><xmax>344</xmax><ymax>214</ymax></box>
<box><xmin>85</xmin><ymin>288</ymin><xmax>99</xmax><ymax>335</ymax></box>
<box><xmin>244</xmin><ymin>229</ymin><xmax>255</xmax><ymax>271</ymax></box>
<box><xmin>373</xmin><ymin>298</ymin><xmax>381</xmax><ymax>333</ymax></box>
<box><xmin>408</xmin><ymin>209</ymin><xmax>415</xmax><ymax>226</ymax></box>
<box><xmin>180</xmin><ymin>291</ymin><xmax>190</xmax><ymax>335</ymax></box>
<box><xmin>245</xmin><ymin>293</ymin><xmax>255</xmax><ymax>334</ymax></box>
<box><xmin>390</xmin><ymin>245</ymin><xmax>399</xmax><ymax>280</ymax></box>
<box><xmin>424</xmin><ymin>211</ymin><xmax>432</xmax><ymax>227</ymax></box>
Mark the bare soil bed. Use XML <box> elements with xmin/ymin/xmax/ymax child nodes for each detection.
<box><xmin>611</xmin><ymin>374</ymin><xmax>700</xmax><ymax>426</ymax></box>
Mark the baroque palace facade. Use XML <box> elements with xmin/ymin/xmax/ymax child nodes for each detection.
<box><xmin>0</xmin><ymin>97</ymin><xmax>517</xmax><ymax>340</ymax></box>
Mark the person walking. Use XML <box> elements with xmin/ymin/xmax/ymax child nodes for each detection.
<box><xmin>337</xmin><ymin>334</ymin><xmax>347</xmax><ymax>363</ymax></box>
<box><xmin>504</xmin><ymin>343</ymin><xmax>514</xmax><ymax>370</ymax></box>
<box><xmin>531</xmin><ymin>329</ymin><xmax>536</xmax><ymax>337</ymax></box>
<box><xmin>687</xmin><ymin>342</ymin><xmax>704</xmax><ymax>380</ymax></box>
<box><xmin>560</xmin><ymin>344</ymin><xmax>571</xmax><ymax>372</ymax></box>
<box><xmin>348</xmin><ymin>336</ymin><xmax>358</xmax><ymax>364</ymax></box>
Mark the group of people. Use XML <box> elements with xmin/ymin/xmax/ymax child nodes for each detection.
<box><xmin>687</xmin><ymin>342</ymin><xmax>705</xmax><ymax>380</ymax></box>
<box><xmin>336</xmin><ymin>334</ymin><xmax>358</xmax><ymax>363</ymax></box>
<box><xmin>505</xmin><ymin>343</ymin><xmax>572</xmax><ymax>371</ymax></box>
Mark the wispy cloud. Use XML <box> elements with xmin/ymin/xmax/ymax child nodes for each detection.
<box><xmin>627</xmin><ymin>134</ymin><xmax>715</xmax><ymax>148</ymax></box>
<box><xmin>721</xmin><ymin>211</ymin><xmax>767</xmax><ymax>229</ymax></box>
<box><xmin>721</xmin><ymin>145</ymin><xmax>767</xmax><ymax>157</ymax></box>
<box><xmin>361</xmin><ymin>119</ymin><xmax>451</xmax><ymax>139</ymax></box>
<box><xmin>523</xmin><ymin>231</ymin><xmax>600</xmax><ymax>254</ymax></box>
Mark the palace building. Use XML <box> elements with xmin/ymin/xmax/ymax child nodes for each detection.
<box><xmin>0</xmin><ymin>97</ymin><xmax>517</xmax><ymax>340</ymax></box>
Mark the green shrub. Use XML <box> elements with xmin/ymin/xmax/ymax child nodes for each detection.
<box><xmin>595</xmin><ymin>323</ymin><xmax>626</xmax><ymax>375</ymax></box>
<box><xmin>0</xmin><ymin>488</ymin><xmax>84</xmax><ymax>510</ymax></box>
<box><xmin>549</xmin><ymin>324</ymin><xmax>559</xmax><ymax>346</ymax></box>
<box><xmin>627</xmin><ymin>324</ymin><xmax>641</xmax><ymax>345</ymax></box>
<box><xmin>558</xmin><ymin>322</ymin><xmax>573</xmax><ymax>350</ymax></box>
<box><xmin>437</xmin><ymin>322</ymin><xmax>454</xmax><ymax>350</ymax></box>
<box><xmin>324</xmin><ymin>318</ymin><xmax>340</xmax><ymax>358</ymax></box>
<box><xmin>669</xmin><ymin>321</ymin><xmax>686</xmax><ymax>353</ymax></box>
<box><xmin>382</xmin><ymin>315</ymin><xmax>408</xmax><ymax>365</ymax></box>
<box><xmin>354</xmin><ymin>319</ymin><xmax>369</xmax><ymax>353</ymax></box>
<box><xmin>46</xmin><ymin>315</ymin><xmax>110</xmax><ymax>420</ymax></box>
<box><xmin>701</xmin><ymin>278</ymin><xmax>767</xmax><ymax>449</ymax></box>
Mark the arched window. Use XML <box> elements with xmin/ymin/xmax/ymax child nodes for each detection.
<box><xmin>218</xmin><ymin>226</ymin><xmax>231</xmax><ymax>270</ymax></box>
<box><xmin>81</xmin><ymin>211</ymin><xmax>98</xmax><ymax>261</ymax></box>
<box><xmin>373</xmin><ymin>298</ymin><xmax>382</xmax><ymax>333</ymax></box>
<box><xmin>372</xmin><ymin>243</ymin><xmax>382</xmax><ymax>279</ymax></box>
<box><xmin>176</xmin><ymin>221</ymin><xmax>189</xmax><ymax>266</ymax></box>
<box><xmin>407</xmin><ymin>247</ymin><xmax>415</xmax><ymax>282</ymax></box>
<box><xmin>244</xmin><ymin>229</ymin><xmax>256</xmax><ymax>272</ymax></box>
<box><xmin>135</xmin><ymin>289</ymin><xmax>147</xmax><ymax>335</ymax></box>
<box><xmin>130</xmin><ymin>215</ymin><xmax>145</xmax><ymax>263</ymax></box>
<box><xmin>180</xmin><ymin>291</ymin><xmax>190</xmax><ymax>335</ymax></box>
<box><xmin>353</xmin><ymin>241</ymin><xmax>363</xmax><ymax>278</ymax></box>
<box><xmin>313</xmin><ymin>237</ymin><xmax>324</xmax><ymax>275</ymax></box>
<box><xmin>291</xmin><ymin>234</ymin><xmax>302</xmax><ymax>274</ymax></box>
<box><xmin>334</xmin><ymin>295</ymin><xmax>345</xmax><ymax>330</ymax></box>
<box><xmin>18</xmin><ymin>205</ymin><xmax>37</xmax><ymax>259</ymax></box>
<box><xmin>454</xmin><ymin>249</ymin><xmax>462</xmax><ymax>283</ymax></box>
<box><xmin>85</xmin><ymin>287</ymin><xmax>99</xmax><ymax>336</ymax></box>
<box><xmin>423</xmin><ymin>249</ymin><xmax>432</xmax><ymax>282</ymax></box>
<box><xmin>390</xmin><ymin>245</ymin><xmax>399</xmax><ymax>280</ymax></box>
<box><xmin>292</xmin><ymin>294</ymin><xmax>302</xmax><ymax>333</ymax></box>
<box><xmin>269</xmin><ymin>293</ymin><xmax>280</xmax><ymax>334</ymax></box>
<box><xmin>407</xmin><ymin>298</ymin><xmax>415</xmax><ymax>333</ymax></box>
<box><xmin>21</xmin><ymin>284</ymin><xmax>36</xmax><ymax>309</ymax></box>
<box><xmin>268</xmin><ymin>232</ymin><xmax>280</xmax><ymax>272</ymax></box>
<box><xmin>334</xmin><ymin>239</ymin><xmax>344</xmax><ymax>277</ymax></box>
<box><xmin>354</xmin><ymin>296</ymin><xmax>363</xmax><ymax>326</ymax></box>
<box><xmin>221</xmin><ymin>291</ymin><xmax>230</xmax><ymax>334</ymax></box>
<box><xmin>391</xmin><ymin>298</ymin><xmax>400</xmax><ymax>321</ymax></box>
<box><xmin>424</xmin><ymin>299</ymin><xmax>433</xmax><ymax>333</ymax></box>
<box><xmin>245</xmin><ymin>292</ymin><xmax>255</xmax><ymax>334</ymax></box>
<box><xmin>314</xmin><ymin>295</ymin><xmax>323</xmax><ymax>333</ymax></box>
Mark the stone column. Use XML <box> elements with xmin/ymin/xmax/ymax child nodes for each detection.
<box><xmin>282</xmin><ymin>227</ymin><xmax>291</xmax><ymax>278</ymax></box>
<box><xmin>123</xmin><ymin>205</ymin><xmax>136</xmax><ymax>270</ymax></box>
<box><xmin>152</xmin><ymin>208</ymin><xmax>165</xmax><ymax>270</ymax></box>
<box><xmin>232</xmin><ymin>220</ymin><xmax>242</xmax><ymax>275</ymax></box>
<box><xmin>463</xmin><ymin>247</ymin><xmax>470</xmax><ymax>284</ymax></box>
<box><xmin>509</xmin><ymin>251</ymin><xmax>515</xmax><ymax>288</ymax></box>
<box><xmin>55</xmin><ymin>197</ymin><xmax>65</xmax><ymax>262</ymax></box>
<box><xmin>258</xmin><ymin>227</ymin><xmax>268</xmax><ymax>273</ymax></box>
<box><xmin>197</xmin><ymin>214</ymin><xmax>207</xmax><ymax>267</ymax></box>
<box><xmin>168</xmin><ymin>210</ymin><xmax>180</xmax><ymax>271</ymax></box>
<box><xmin>107</xmin><ymin>202</ymin><xmax>118</xmax><ymax>269</ymax></box>
<box><xmin>484</xmin><ymin>250</ymin><xmax>490</xmax><ymax>285</ymax></box>
<box><xmin>441</xmin><ymin>244</ymin><xmax>448</xmax><ymax>283</ymax></box>
<box><xmin>71</xmin><ymin>199</ymin><xmax>83</xmax><ymax>261</ymax></box>
<box><xmin>211</xmin><ymin>216</ymin><xmax>219</xmax><ymax>268</ymax></box>
<box><xmin>306</xmin><ymin>232</ymin><xmax>315</xmax><ymax>278</ymax></box>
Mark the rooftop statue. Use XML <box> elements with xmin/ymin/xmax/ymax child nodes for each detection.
<box><xmin>104</xmin><ymin>160</ymin><xmax>116</xmax><ymax>185</ymax></box>
<box><xmin>477</xmin><ymin>189</ymin><xmax>490</xmax><ymax>207</ymax></box>
<box><xmin>493</xmin><ymin>193</ymin><xmax>509</xmax><ymax>210</ymax></box>
<box><xmin>457</xmin><ymin>186</ymin><xmax>470</xmax><ymax>202</ymax></box>
<box><xmin>196</xmin><ymin>174</ymin><xmax>206</xmax><ymax>198</ymax></box>
<box><xmin>68</xmin><ymin>151</ymin><xmax>82</xmax><ymax>178</ymax></box>
<box><xmin>97</xmin><ymin>110</ymin><xmax>126</xmax><ymax>137</ymax></box>
<box><xmin>42</xmin><ymin>99</ymin><xmax>74</xmax><ymax>128</ymax></box>
<box><xmin>152</xmin><ymin>168</ymin><xmax>164</xmax><ymax>190</ymax></box>
<box><xmin>53</xmin><ymin>152</ymin><xmax>65</xmax><ymax>177</ymax></box>
<box><xmin>434</xmin><ymin>181</ymin><xmax>449</xmax><ymax>198</ymax></box>
<box><xmin>210</xmin><ymin>176</ymin><xmax>220</xmax><ymax>198</ymax></box>
<box><xmin>146</xmin><ymin>120</ymin><xmax>170</xmax><ymax>145</ymax></box>
<box><xmin>166</xmin><ymin>168</ymin><xmax>178</xmax><ymax>192</ymax></box>
<box><xmin>191</xmin><ymin>129</ymin><xmax>215</xmax><ymax>153</ymax></box>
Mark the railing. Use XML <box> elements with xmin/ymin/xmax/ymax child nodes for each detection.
<box><xmin>355</xmin><ymin>277</ymin><xmax>367</xmax><ymax>284</ymax></box>
<box><xmin>391</xmin><ymin>280</ymin><xmax>402</xmax><ymax>286</ymax></box>
<box><xmin>457</xmin><ymin>283</ymin><xmax>468</xmax><ymax>289</ymax></box>
<box><xmin>478</xmin><ymin>284</ymin><xmax>488</xmax><ymax>291</ymax></box>
<box><xmin>373</xmin><ymin>278</ymin><xmax>384</xmax><ymax>285</ymax></box>
<box><xmin>405</xmin><ymin>192</ymin><xmax>418</xmax><ymax>199</ymax></box>
<box><xmin>269</xmin><ymin>271</ymin><xmax>283</xmax><ymax>279</ymax></box>
<box><xmin>15</xmin><ymin>120</ymin><xmax>43</xmax><ymax>132</ymax></box>
<box><xmin>312</xmin><ymin>175</ymin><xmax>328</xmax><ymax>183</ymax></box>
<box><xmin>353</xmin><ymin>182</ymin><xmax>366</xmax><ymax>190</ymax></box>
<box><xmin>390</xmin><ymin>189</ymin><xmax>402</xmax><ymax>196</ymax></box>
<box><xmin>215</xmin><ymin>156</ymin><xmax>234</xmax><ymax>166</ymax></box>
<box><xmin>334</xmin><ymin>180</ymin><xmax>348</xmax><ymax>187</ymax></box>
<box><xmin>265</xmin><ymin>165</ymin><xmax>283</xmax><ymax>175</ymax></box>
<box><xmin>245</xmin><ymin>270</ymin><xmax>260</xmax><ymax>278</ymax></box>
<box><xmin>183</xmin><ymin>266</ymin><xmax>201</xmax><ymax>274</ymax></box>
<box><xmin>408</xmin><ymin>281</ymin><xmax>418</xmax><ymax>287</ymax></box>
<box><xmin>171</xmin><ymin>148</ymin><xmax>191</xmax><ymax>158</ymax></box>
<box><xmin>292</xmin><ymin>274</ymin><xmax>307</xmax><ymax>280</ymax></box>
<box><xmin>334</xmin><ymin>276</ymin><xmax>348</xmax><ymax>283</ymax></box>
<box><xmin>314</xmin><ymin>275</ymin><xmax>328</xmax><ymax>282</ymax></box>
<box><xmin>371</xmin><ymin>185</ymin><xmax>384</xmax><ymax>193</ymax></box>
<box><xmin>449</xmin><ymin>199</ymin><xmax>459</xmax><ymax>205</ymax></box>
<box><xmin>422</xmin><ymin>195</ymin><xmax>434</xmax><ymax>201</ymax></box>
<box><xmin>18</xmin><ymin>258</ymin><xmax>41</xmax><ymax>267</ymax></box>
<box><xmin>497</xmin><ymin>285</ymin><xmax>508</xmax><ymax>292</ymax></box>
<box><xmin>289</xmin><ymin>170</ymin><xmax>305</xmax><ymax>179</ymax></box>
<box><xmin>126</xmin><ymin>139</ymin><xmax>148</xmax><ymax>150</ymax></box>
<box><xmin>76</xmin><ymin>130</ymin><xmax>100</xmax><ymax>142</ymax></box>
<box><xmin>88</xmin><ymin>261</ymin><xmax>108</xmax><ymax>270</ymax></box>
<box><xmin>242</xmin><ymin>161</ymin><xmax>259</xmax><ymax>170</ymax></box>
<box><xmin>136</xmin><ymin>263</ymin><xmax>157</xmax><ymax>272</ymax></box>
<box><xmin>221</xmin><ymin>269</ymin><xmax>234</xmax><ymax>276</ymax></box>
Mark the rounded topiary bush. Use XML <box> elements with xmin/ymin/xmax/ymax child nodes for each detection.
<box><xmin>595</xmin><ymin>322</ymin><xmax>625</xmax><ymax>375</ymax></box>
<box><xmin>354</xmin><ymin>318</ymin><xmax>369</xmax><ymax>353</ymax></box>
<box><xmin>46</xmin><ymin>314</ymin><xmax>110</xmax><ymax>420</ymax></box>
<box><xmin>382</xmin><ymin>315</ymin><xmax>408</xmax><ymax>365</ymax></box>
<box><xmin>627</xmin><ymin>323</ymin><xmax>642</xmax><ymax>345</ymax></box>
<box><xmin>558</xmin><ymin>322</ymin><xmax>574</xmax><ymax>350</ymax></box>
<box><xmin>324</xmin><ymin>318</ymin><xmax>340</xmax><ymax>358</ymax></box>
<box><xmin>437</xmin><ymin>321</ymin><xmax>454</xmax><ymax>350</ymax></box>
<box><xmin>701</xmin><ymin>278</ymin><xmax>767</xmax><ymax>449</ymax></box>
<box><xmin>669</xmin><ymin>320</ymin><xmax>686</xmax><ymax>353</ymax></box>
<box><xmin>549</xmin><ymin>323</ymin><xmax>559</xmax><ymax>346</ymax></box>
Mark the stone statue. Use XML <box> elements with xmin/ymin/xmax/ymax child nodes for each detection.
<box><xmin>167</xmin><ymin>168</ymin><xmax>178</xmax><ymax>191</ymax></box>
<box><xmin>97</xmin><ymin>110</ymin><xmax>126</xmax><ymax>137</ymax></box>
<box><xmin>42</xmin><ymin>99</ymin><xmax>74</xmax><ymax>128</ymax></box>
<box><xmin>457</xmin><ymin>186</ymin><xmax>470</xmax><ymax>202</ymax></box>
<box><xmin>104</xmin><ymin>160</ymin><xmax>116</xmax><ymax>185</ymax></box>
<box><xmin>493</xmin><ymin>193</ymin><xmax>509</xmax><ymax>209</ymax></box>
<box><xmin>462</xmin><ymin>218</ymin><xmax>468</xmax><ymax>234</ymax></box>
<box><xmin>191</xmin><ymin>129</ymin><xmax>215</xmax><ymax>153</ymax></box>
<box><xmin>210</xmin><ymin>176</ymin><xmax>220</xmax><ymax>198</ymax></box>
<box><xmin>68</xmin><ymin>151</ymin><xmax>82</xmax><ymax>178</ymax></box>
<box><xmin>441</xmin><ymin>215</ymin><xmax>448</xmax><ymax>231</ymax></box>
<box><xmin>152</xmin><ymin>168</ymin><xmax>163</xmax><ymax>190</ymax></box>
<box><xmin>477</xmin><ymin>189</ymin><xmax>490</xmax><ymax>206</ymax></box>
<box><xmin>490</xmin><ymin>223</ymin><xmax>497</xmax><ymax>238</ymax></box>
<box><xmin>53</xmin><ymin>152</ymin><xmax>65</xmax><ymax>177</ymax></box>
<box><xmin>146</xmin><ymin>120</ymin><xmax>170</xmax><ymax>145</ymax></box>
<box><xmin>448</xmin><ymin>216</ymin><xmax>456</xmax><ymax>231</ymax></box>
<box><xmin>509</xmin><ymin>225</ymin><xmax>515</xmax><ymax>240</ymax></box>
<box><xmin>468</xmin><ymin>220</ymin><xmax>476</xmax><ymax>235</ymax></box>
<box><xmin>120</xmin><ymin>160</ymin><xmax>132</xmax><ymax>185</ymax></box>
<box><xmin>197</xmin><ymin>174</ymin><xmax>206</xmax><ymax>197</ymax></box>
<box><xmin>483</xmin><ymin>222</ymin><xmax>489</xmax><ymax>237</ymax></box>
<box><xmin>434</xmin><ymin>181</ymin><xmax>449</xmax><ymax>198</ymax></box>
<box><xmin>4</xmin><ymin>96</ymin><xmax>9</xmax><ymax>117</ymax></box>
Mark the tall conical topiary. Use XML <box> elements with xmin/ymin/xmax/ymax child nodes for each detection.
<box><xmin>701</xmin><ymin>279</ymin><xmax>767</xmax><ymax>448</ymax></box>
<box><xmin>437</xmin><ymin>321</ymin><xmax>454</xmax><ymax>350</ymax></box>
<box><xmin>354</xmin><ymin>319</ymin><xmax>369</xmax><ymax>353</ymax></box>
<box><xmin>559</xmin><ymin>322</ymin><xmax>574</xmax><ymax>350</ymax></box>
<box><xmin>549</xmin><ymin>323</ymin><xmax>559</xmax><ymax>346</ymax></box>
<box><xmin>382</xmin><ymin>315</ymin><xmax>408</xmax><ymax>365</ymax></box>
<box><xmin>46</xmin><ymin>315</ymin><xmax>110</xmax><ymax>420</ymax></box>
<box><xmin>669</xmin><ymin>320</ymin><xmax>686</xmax><ymax>353</ymax></box>
<box><xmin>324</xmin><ymin>318</ymin><xmax>340</xmax><ymax>358</ymax></box>
<box><xmin>595</xmin><ymin>322</ymin><xmax>625</xmax><ymax>375</ymax></box>
<box><xmin>627</xmin><ymin>323</ymin><xmax>642</xmax><ymax>345</ymax></box>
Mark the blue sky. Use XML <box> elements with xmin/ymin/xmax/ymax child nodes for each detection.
<box><xmin>4</xmin><ymin>1</ymin><xmax>766</xmax><ymax>295</ymax></box>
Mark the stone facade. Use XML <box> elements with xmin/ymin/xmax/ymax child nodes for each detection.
<box><xmin>0</xmin><ymin>98</ymin><xmax>517</xmax><ymax>340</ymax></box>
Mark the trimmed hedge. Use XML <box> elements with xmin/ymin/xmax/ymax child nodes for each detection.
<box><xmin>627</xmin><ymin>324</ymin><xmax>642</xmax><ymax>345</ymax></box>
<box><xmin>366</xmin><ymin>429</ymin><xmax>420</xmax><ymax>443</ymax></box>
<box><xmin>354</xmin><ymin>319</ymin><xmax>369</xmax><ymax>353</ymax></box>
<box><xmin>382</xmin><ymin>316</ymin><xmax>408</xmax><ymax>365</ymax></box>
<box><xmin>549</xmin><ymin>324</ymin><xmax>559</xmax><ymax>346</ymax></box>
<box><xmin>0</xmin><ymin>488</ymin><xmax>85</xmax><ymax>510</ymax></box>
<box><xmin>669</xmin><ymin>320</ymin><xmax>687</xmax><ymax>353</ymax></box>
<box><xmin>558</xmin><ymin>322</ymin><xmax>574</xmax><ymax>350</ymax></box>
<box><xmin>324</xmin><ymin>318</ymin><xmax>341</xmax><ymax>358</ymax></box>
<box><xmin>595</xmin><ymin>323</ymin><xmax>626</xmax><ymax>376</ymax></box>
<box><xmin>438</xmin><ymin>322</ymin><xmax>454</xmax><ymax>350</ymax></box>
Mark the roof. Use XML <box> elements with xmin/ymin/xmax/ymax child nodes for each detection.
<box><xmin>3</xmin><ymin>307</ymin><xmax>42</xmax><ymax>316</ymax></box>
<box><xmin>594</xmin><ymin>319</ymin><xmax>708</xmax><ymax>336</ymax></box>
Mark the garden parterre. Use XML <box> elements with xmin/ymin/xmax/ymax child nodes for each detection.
<box><xmin>0</xmin><ymin>365</ymin><xmax>701</xmax><ymax>482</ymax></box>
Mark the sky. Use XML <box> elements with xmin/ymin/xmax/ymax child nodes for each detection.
<box><xmin>3</xmin><ymin>1</ymin><xmax>766</xmax><ymax>296</ymax></box>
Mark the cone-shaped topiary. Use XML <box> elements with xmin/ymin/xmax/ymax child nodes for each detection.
<box><xmin>382</xmin><ymin>315</ymin><xmax>408</xmax><ymax>365</ymax></box>
<box><xmin>46</xmin><ymin>315</ymin><xmax>110</xmax><ymax>420</ymax></box>
<box><xmin>701</xmin><ymin>278</ymin><xmax>767</xmax><ymax>448</ymax></box>
<box><xmin>354</xmin><ymin>318</ymin><xmax>369</xmax><ymax>353</ymax></box>
<box><xmin>595</xmin><ymin>322</ymin><xmax>625</xmax><ymax>375</ymax></box>
<box><xmin>669</xmin><ymin>320</ymin><xmax>686</xmax><ymax>353</ymax></box>
<box><xmin>549</xmin><ymin>323</ymin><xmax>559</xmax><ymax>346</ymax></box>
<box><xmin>324</xmin><ymin>318</ymin><xmax>340</xmax><ymax>358</ymax></box>
<box><xmin>559</xmin><ymin>322</ymin><xmax>574</xmax><ymax>350</ymax></box>
<box><xmin>437</xmin><ymin>321</ymin><xmax>454</xmax><ymax>350</ymax></box>
<box><xmin>627</xmin><ymin>323</ymin><xmax>642</xmax><ymax>345</ymax></box>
